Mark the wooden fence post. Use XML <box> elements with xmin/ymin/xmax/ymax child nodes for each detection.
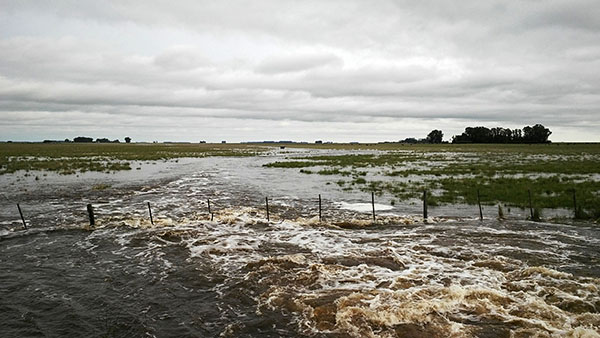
<box><xmin>371</xmin><ymin>192</ymin><xmax>376</xmax><ymax>222</ymax></box>
<box><xmin>17</xmin><ymin>203</ymin><xmax>27</xmax><ymax>230</ymax></box>
<box><xmin>265</xmin><ymin>197</ymin><xmax>270</xmax><ymax>222</ymax></box>
<box><xmin>319</xmin><ymin>194</ymin><xmax>322</xmax><ymax>222</ymax></box>
<box><xmin>423</xmin><ymin>190</ymin><xmax>428</xmax><ymax>220</ymax></box>
<box><xmin>147</xmin><ymin>202</ymin><xmax>154</xmax><ymax>225</ymax></box>
<box><xmin>572</xmin><ymin>190</ymin><xmax>578</xmax><ymax>218</ymax></box>
<box><xmin>477</xmin><ymin>190</ymin><xmax>483</xmax><ymax>221</ymax></box>
<box><xmin>87</xmin><ymin>204</ymin><xmax>95</xmax><ymax>227</ymax></box>
<box><xmin>528</xmin><ymin>189</ymin><xmax>534</xmax><ymax>220</ymax></box>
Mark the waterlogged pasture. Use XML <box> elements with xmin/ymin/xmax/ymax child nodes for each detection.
<box><xmin>265</xmin><ymin>143</ymin><xmax>600</xmax><ymax>220</ymax></box>
<box><xmin>1</xmin><ymin>143</ymin><xmax>600</xmax><ymax>337</ymax></box>
<box><xmin>0</xmin><ymin>143</ymin><xmax>262</xmax><ymax>175</ymax></box>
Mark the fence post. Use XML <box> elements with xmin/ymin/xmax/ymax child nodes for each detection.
<box><xmin>86</xmin><ymin>203</ymin><xmax>95</xmax><ymax>227</ymax></box>
<box><xmin>17</xmin><ymin>203</ymin><xmax>27</xmax><ymax>230</ymax></box>
<box><xmin>371</xmin><ymin>192</ymin><xmax>376</xmax><ymax>222</ymax></box>
<box><xmin>527</xmin><ymin>189</ymin><xmax>534</xmax><ymax>220</ymax></box>
<box><xmin>423</xmin><ymin>190</ymin><xmax>428</xmax><ymax>220</ymax></box>
<box><xmin>147</xmin><ymin>202</ymin><xmax>154</xmax><ymax>225</ymax></box>
<box><xmin>318</xmin><ymin>194</ymin><xmax>322</xmax><ymax>222</ymax></box>
<box><xmin>207</xmin><ymin>199</ymin><xmax>211</xmax><ymax>215</ymax></box>
<box><xmin>265</xmin><ymin>197</ymin><xmax>270</xmax><ymax>222</ymax></box>
<box><xmin>477</xmin><ymin>189</ymin><xmax>483</xmax><ymax>221</ymax></box>
<box><xmin>572</xmin><ymin>190</ymin><xmax>578</xmax><ymax>218</ymax></box>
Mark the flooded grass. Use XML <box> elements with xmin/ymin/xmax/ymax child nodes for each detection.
<box><xmin>428</xmin><ymin>176</ymin><xmax>600</xmax><ymax>210</ymax></box>
<box><xmin>0</xmin><ymin>143</ymin><xmax>262</xmax><ymax>175</ymax></box>
<box><xmin>3</xmin><ymin>142</ymin><xmax>600</xmax><ymax>219</ymax></box>
<box><xmin>1</xmin><ymin>143</ymin><xmax>600</xmax><ymax>337</ymax></box>
<box><xmin>263</xmin><ymin>143</ymin><xmax>600</xmax><ymax>218</ymax></box>
<box><xmin>283</xmin><ymin>142</ymin><xmax>600</xmax><ymax>155</ymax></box>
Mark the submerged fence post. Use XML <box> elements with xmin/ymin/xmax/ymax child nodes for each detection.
<box><xmin>265</xmin><ymin>197</ymin><xmax>270</xmax><ymax>222</ymax></box>
<box><xmin>147</xmin><ymin>202</ymin><xmax>154</xmax><ymax>225</ymax></box>
<box><xmin>86</xmin><ymin>203</ymin><xmax>95</xmax><ymax>227</ymax></box>
<box><xmin>527</xmin><ymin>189</ymin><xmax>534</xmax><ymax>220</ymax></box>
<box><xmin>423</xmin><ymin>190</ymin><xmax>428</xmax><ymax>220</ymax></box>
<box><xmin>477</xmin><ymin>190</ymin><xmax>483</xmax><ymax>221</ymax></box>
<box><xmin>318</xmin><ymin>194</ymin><xmax>322</xmax><ymax>222</ymax></box>
<box><xmin>17</xmin><ymin>203</ymin><xmax>27</xmax><ymax>230</ymax></box>
<box><xmin>207</xmin><ymin>199</ymin><xmax>211</xmax><ymax>215</ymax></box>
<box><xmin>371</xmin><ymin>192</ymin><xmax>376</xmax><ymax>222</ymax></box>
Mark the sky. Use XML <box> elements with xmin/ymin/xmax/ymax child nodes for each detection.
<box><xmin>0</xmin><ymin>0</ymin><xmax>599</xmax><ymax>143</ymax></box>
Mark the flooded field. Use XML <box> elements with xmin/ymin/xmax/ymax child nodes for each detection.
<box><xmin>1</xmin><ymin>147</ymin><xmax>599</xmax><ymax>337</ymax></box>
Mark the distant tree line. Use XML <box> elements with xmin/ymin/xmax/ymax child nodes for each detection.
<box><xmin>399</xmin><ymin>130</ymin><xmax>445</xmax><ymax>144</ymax></box>
<box><xmin>72</xmin><ymin>136</ymin><xmax>124</xmax><ymax>143</ymax></box>
<box><xmin>451</xmin><ymin>124</ymin><xmax>551</xmax><ymax>144</ymax></box>
<box><xmin>42</xmin><ymin>136</ymin><xmax>132</xmax><ymax>143</ymax></box>
<box><xmin>395</xmin><ymin>124</ymin><xmax>551</xmax><ymax>144</ymax></box>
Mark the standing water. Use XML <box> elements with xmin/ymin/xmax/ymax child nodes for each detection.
<box><xmin>1</xmin><ymin>150</ymin><xmax>599</xmax><ymax>337</ymax></box>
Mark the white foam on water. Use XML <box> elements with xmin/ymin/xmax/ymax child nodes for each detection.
<box><xmin>336</xmin><ymin>201</ymin><xmax>394</xmax><ymax>213</ymax></box>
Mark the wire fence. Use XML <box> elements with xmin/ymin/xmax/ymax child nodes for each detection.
<box><xmin>8</xmin><ymin>188</ymin><xmax>585</xmax><ymax>231</ymax></box>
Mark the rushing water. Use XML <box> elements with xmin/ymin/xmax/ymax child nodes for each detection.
<box><xmin>1</xmin><ymin>149</ymin><xmax>599</xmax><ymax>337</ymax></box>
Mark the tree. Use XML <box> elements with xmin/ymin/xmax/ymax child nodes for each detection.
<box><xmin>426</xmin><ymin>130</ymin><xmax>443</xmax><ymax>143</ymax></box>
<box><xmin>523</xmin><ymin>124</ymin><xmax>551</xmax><ymax>143</ymax></box>
<box><xmin>465</xmin><ymin>126</ymin><xmax>492</xmax><ymax>143</ymax></box>
<box><xmin>74</xmin><ymin>136</ymin><xmax>93</xmax><ymax>143</ymax></box>
<box><xmin>124</xmin><ymin>137</ymin><xmax>131</xmax><ymax>143</ymax></box>
<box><xmin>452</xmin><ymin>124</ymin><xmax>551</xmax><ymax>143</ymax></box>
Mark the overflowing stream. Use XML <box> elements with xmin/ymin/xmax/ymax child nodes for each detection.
<box><xmin>1</xmin><ymin>149</ymin><xmax>599</xmax><ymax>337</ymax></box>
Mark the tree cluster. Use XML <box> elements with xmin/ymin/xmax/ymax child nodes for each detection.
<box><xmin>426</xmin><ymin>130</ymin><xmax>443</xmax><ymax>143</ymax></box>
<box><xmin>69</xmin><ymin>136</ymin><xmax>130</xmax><ymax>143</ymax></box>
<box><xmin>452</xmin><ymin>124</ymin><xmax>551</xmax><ymax>144</ymax></box>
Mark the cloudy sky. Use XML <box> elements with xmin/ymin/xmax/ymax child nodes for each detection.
<box><xmin>1</xmin><ymin>0</ymin><xmax>599</xmax><ymax>142</ymax></box>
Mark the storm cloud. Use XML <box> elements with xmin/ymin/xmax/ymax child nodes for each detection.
<box><xmin>0</xmin><ymin>0</ymin><xmax>598</xmax><ymax>142</ymax></box>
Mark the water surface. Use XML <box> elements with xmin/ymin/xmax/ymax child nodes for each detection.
<box><xmin>1</xmin><ymin>149</ymin><xmax>599</xmax><ymax>337</ymax></box>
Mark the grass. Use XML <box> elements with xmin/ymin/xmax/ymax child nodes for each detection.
<box><xmin>427</xmin><ymin>176</ymin><xmax>600</xmax><ymax>210</ymax></box>
<box><xmin>262</xmin><ymin>143</ymin><xmax>600</xmax><ymax>218</ymax></box>
<box><xmin>4</xmin><ymin>142</ymin><xmax>600</xmax><ymax>218</ymax></box>
<box><xmin>280</xmin><ymin>142</ymin><xmax>600</xmax><ymax>155</ymax></box>
<box><xmin>0</xmin><ymin>143</ymin><xmax>262</xmax><ymax>175</ymax></box>
<box><xmin>264</xmin><ymin>161</ymin><xmax>323</xmax><ymax>168</ymax></box>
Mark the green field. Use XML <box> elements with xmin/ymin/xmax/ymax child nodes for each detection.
<box><xmin>0</xmin><ymin>143</ymin><xmax>262</xmax><ymax>175</ymax></box>
<box><xmin>267</xmin><ymin>143</ymin><xmax>600</xmax><ymax>220</ymax></box>
<box><xmin>2</xmin><ymin>142</ymin><xmax>599</xmax><ymax>220</ymax></box>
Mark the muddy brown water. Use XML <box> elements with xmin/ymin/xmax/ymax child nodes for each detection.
<box><xmin>1</xmin><ymin>151</ymin><xmax>599</xmax><ymax>337</ymax></box>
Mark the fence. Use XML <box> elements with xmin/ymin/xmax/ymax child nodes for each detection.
<box><xmin>10</xmin><ymin>188</ymin><xmax>584</xmax><ymax>230</ymax></box>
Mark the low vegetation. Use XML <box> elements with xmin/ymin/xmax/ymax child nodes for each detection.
<box><xmin>264</xmin><ymin>143</ymin><xmax>600</xmax><ymax>219</ymax></box>
<box><xmin>0</xmin><ymin>143</ymin><xmax>262</xmax><ymax>175</ymax></box>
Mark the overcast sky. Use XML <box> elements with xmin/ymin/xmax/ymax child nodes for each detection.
<box><xmin>1</xmin><ymin>0</ymin><xmax>599</xmax><ymax>142</ymax></box>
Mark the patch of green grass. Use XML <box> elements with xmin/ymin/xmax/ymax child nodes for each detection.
<box><xmin>386</xmin><ymin>158</ymin><xmax>600</xmax><ymax>177</ymax></box>
<box><xmin>317</xmin><ymin>168</ymin><xmax>351</xmax><ymax>176</ymax></box>
<box><xmin>263</xmin><ymin>143</ymin><xmax>600</xmax><ymax>217</ymax></box>
<box><xmin>263</xmin><ymin>161</ymin><xmax>322</xmax><ymax>168</ymax></box>
<box><xmin>427</xmin><ymin>176</ymin><xmax>600</xmax><ymax>210</ymax></box>
<box><xmin>357</xmin><ymin>175</ymin><xmax>600</xmax><ymax>219</ymax></box>
<box><xmin>354</xmin><ymin>177</ymin><xmax>367</xmax><ymax>184</ymax></box>
<box><xmin>281</xmin><ymin>142</ymin><xmax>600</xmax><ymax>155</ymax></box>
<box><xmin>92</xmin><ymin>184</ymin><xmax>111</xmax><ymax>190</ymax></box>
<box><xmin>0</xmin><ymin>143</ymin><xmax>262</xmax><ymax>175</ymax></box>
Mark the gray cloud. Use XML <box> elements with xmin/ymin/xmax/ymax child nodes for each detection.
<box><xmin>0</xmin><ymin>0</ymin><xmax>599</xmax><ymax>142</ymax></box>
<box><xmin>256</xmin><ymin>53</ymin><xmax>342</xmax><ymax>74</ymax></box>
